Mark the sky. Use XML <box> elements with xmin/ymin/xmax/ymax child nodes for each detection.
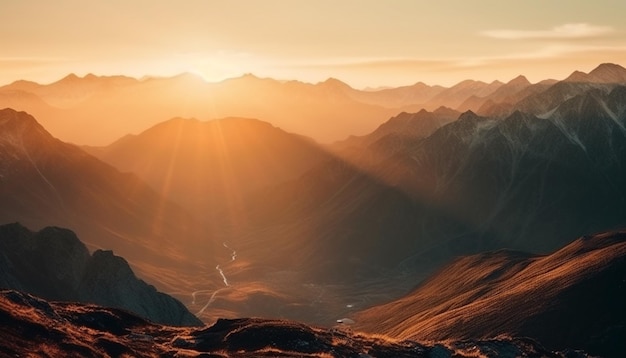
<box><xmin>1</xmin><ymin>0</ymin><xmax>626</xmax><ymax>88</ymax></box>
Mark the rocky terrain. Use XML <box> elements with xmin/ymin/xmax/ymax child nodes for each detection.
<box><xmin>0</xmin><ymin>223</ymin><xmax>201</xmax><ymax>326</ymax></box>
<box><xmin>0</xmin><ymin>289</ymin><xmax>592</xmax><ymax>358</ymax></box>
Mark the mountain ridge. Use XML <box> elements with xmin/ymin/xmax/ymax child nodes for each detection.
<box><xmin>354</xmin><ymin>230</ymin><xmax>626</xmax><ymax>358</ymax></box>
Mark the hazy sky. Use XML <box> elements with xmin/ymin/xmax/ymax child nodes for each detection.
<box><xmin>2</xmin><ymin>0</ymin><xmax>626</xmax><ymax>87</ymax></box>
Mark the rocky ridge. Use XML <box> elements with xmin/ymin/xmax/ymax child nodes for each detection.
<box><xmin>0</xmin><ymin>223</ymin><xmax>202</xmax><ymax>326</ymax></box>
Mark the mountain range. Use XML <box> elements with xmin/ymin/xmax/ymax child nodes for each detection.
<box><xmin>1</xmin><ymin>62</ymin><xmax>626</xmax><ymax>356</ymax></box>
<box><xmin>0</xmin><ymin>70</ymin><xmax>525</xmax><ymax>146</ymax></box>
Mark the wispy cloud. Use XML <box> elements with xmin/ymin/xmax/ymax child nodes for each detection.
<box><xmin>0</xmin><ymin>56</ymin><xmax>70</xmax><ymax>65</ymax></box>
<box><xmin>481</xmin><ymin>23</ymin><xmax>613</xmax><ymax>40</ymax></box>
<box><xmin>291</xmin><ymin>44</ymin><xmax>626</xmax><ymax>71</ymax></box>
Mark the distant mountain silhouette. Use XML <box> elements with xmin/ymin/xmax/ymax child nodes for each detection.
<box><xmin>355</xmin><ymin>230</ymin><xmax>626</xmax><ymax>358</ymax></box>
<box><xmin>333</xmin><ymin>107</ymin><xmax>461</xmax><ymax>168</ymax></box>
<box><xmin>564</xmin><ymin>63</ymin><xmax>626</xmax><ymax>83</ymax></box>
<box><xmin>457</xmin><ymin>75</ymin><xmax>531</xmax><ymax>112</ymax></box>
<box><xmin>0</xmin><ymin>223</ymin><xmax>201</xmax><ymax>326</ymax></box>
<box><xmin>0</xmin><ymin>289</ymin><xmax>592</xmax><ymax>357</ymax></box>
<box><xmin>84</xmin><ymin>116</ymin><xmax>333</xmax><ymax>217</ymax></box>
<box><xmin>515</xmin><ymin>63</ymin><xmax>626</xmax><ymax>115</ymax></box>
<box><xmin>0</xmin><ymin>73</ymin><xmax>407</xmax><ymax>145</ymax></box>
<box><xmin>422</xmin><ymin>79</ymin><xmax>503</xmax><ymax>110</ymax></box>
<box><xmin>336</xmin><ymin>107</ymin><xmax>460</xmax><ymax>150</ymax></box>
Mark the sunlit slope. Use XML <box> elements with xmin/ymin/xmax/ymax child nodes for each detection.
<box><xmin>84</xmin><ymin>116</ymin><xmax>333</xmax><ymax>217</ymax></box>
<box><xmin>0</xmin><ymin>108</ymin><xmax>216</xmax><ymax>296</ymax></box>
<box><xmin>355</xmin><ymin>231</ymin><xmax>626</xmax><ymax>358</ymax></box>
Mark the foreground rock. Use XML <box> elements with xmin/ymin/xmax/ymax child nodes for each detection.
<box><xmin>0</xmin><ymin>223</ymin><xmax>202</xmax><ymax>326</ymax></box>
<box><xmin>0</xmin><ymin>289</ymin><xmax>591</xmax><ymax>357</ymax></box>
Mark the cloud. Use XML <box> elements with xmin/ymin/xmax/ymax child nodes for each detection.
<box><xmin>481</xmin><ymin>23</ymin><xmax>613</xmax><ymax>40</ymax></box>
<box><xmin>284</xmin><ymin>44</ymin><xmax>626</xmax><ymax>78</ymax></box>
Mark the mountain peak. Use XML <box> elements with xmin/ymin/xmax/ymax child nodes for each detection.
<box><xmin>63</xmin><ymin>73</ymin><xmax>80</xmax><ymax>81</ymax></box>
<box><xmin>507</xmin><ymin>75</ymin><xmax>531</xmax><ymax>86</ymax></box>
<box><xmin>564</xmin><ymin>63</ymin><xmax>626</xmax><ymax>83</ymax></box>
<box><xmin>563</xmin><ymin>70</ymin><xmax>588</xmax><ymax>82</ymax></box>
<box><xmin>0</xmin><ymin>108</ymin><xmax>40</xmax><ymax>130</ymax></box>
<box><xmin>172</xmin><ymin>72</ymin><xmax>206</xmax><ymax>82</ymax></box>
<box><xmin>0</xmin><ymin>109</ymin><xmax>57</xmax><ymax>160</ymax></box>
<box><xmin>587</xmin><ymin>62</ymin><xmax>626</xmax><ymax>83</ymax></box>
<box><xmin>591</xmin><ymin>62</ymin><xmax>626</xmax><ymax>73</ymax></box>
<box><xmin>458</xmin><ymin>109</ymin><xmax>479</xmax><ymax>120</ymax></box>
<box><xmin>320</xmin><ymin>77</ymin><xmax>352</xmax><ymax>90</ymax></box>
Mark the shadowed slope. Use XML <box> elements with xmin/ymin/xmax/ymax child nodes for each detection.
<box><xmin>0</xmin><ymin>223</ymin><xmax>202</xmax><ymax>326</ymax></box>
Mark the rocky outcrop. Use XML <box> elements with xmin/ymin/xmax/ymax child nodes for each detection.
<box><xmin>78</xmin><ymin>250</ymin><xmax>201</xmax><ymax>327</ymax></box>
<box><xmin>0</xmin><ymin>223</ymin><xmax>202</xmax><ymax>326</ymax></box>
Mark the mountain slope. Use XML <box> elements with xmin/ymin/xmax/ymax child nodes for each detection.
<box><xmin>0</xmin><ymin>223</ymin><xmax>201</xmax><ymax>326</ymax></box>
<box><xmin>334</xmin><ymin>107</ymin><xmax>460</xmax><ymax>153</ymax></box>
<box><xmin>0</xmin><ymin>108</ymin><xmax>214</xmax><ymax>298</ymax></box>
<box><xmin>355</xmin><ymin>230</ymin><xmax>626</xmax><ymax>358</ymax></box>
<box><xmin>84</xmin><ymin>116</ymin><xmax>334</xmax><ymax>216</ymax></box>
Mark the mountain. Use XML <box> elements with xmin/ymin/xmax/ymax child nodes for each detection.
<box><xmin>355</xmin><ymin>230</ymin><xmax>626</xmax><ymax>358</ymax></box>
<box><xmin>564</xmin><ymin>63</ymin><xmax>626</xmax><ymax>84</ymax></box>
<box><xmin>0</xmin><ymin>223</ymin><xmax>201</xmax><ymax>326</ymax></box>
<box><xmin>345</xmin><ymin>81</ymin><xmax>446</xmax><ymax>109</ymax></box>
<box><xmin>422</xmin><ymin>79</ymin><xmax>503</xmax><ymax>110</ymax></box>
<box><xmin>335</xmin><ymin>107</ymin><xmax>460</xmax><ymax>150</ymax></box>
<box><xmin>219</xmin><ymin>84</ymin><xmax>626</xmax><ymax>325</ymax></box>
<box><xmin>332</xmin><ymin>107</ymin><xmax>461</xmax><ymax>168</ymax></box>
<box><xmin>2</xmin><ymin>65</ymin><xmax>625</xmax><ymax>145</ymax></box>
<box><xmin>515</xmin><ymin>63</ymin><xmax>626</xmax><ymax>115</ymax></box>
<box><xmin>402</xmin><ymin>88</ymin><xmax>626</xmax><ymax>252</ymax></box>
<box><xmin>0</xmin><ymin>108</ymin><xmax>215</xmax><ymax>299</ymax></box>
<box><xmin>0</xmin><ymin>289</ymin><xmax>592</xmax><ymax>357</ymax></box>
<box><xmin>0</xmin><ymin>73</ymin><xmax>405</xmax><ymax>145</ymax></box>
<box><xmin>83</xmin><ymin>116</ymin><xmax>333</xmax><ymax>216</ymax></box>
<box><xmin>2</xmin><ymin>73</ymin><xmax>139</xmax><ymax>108</ymax></box>
<box><xmin>457</xmin><ymin>75</ymin><xmax>531</xmax><ymax>112</ymax></box>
